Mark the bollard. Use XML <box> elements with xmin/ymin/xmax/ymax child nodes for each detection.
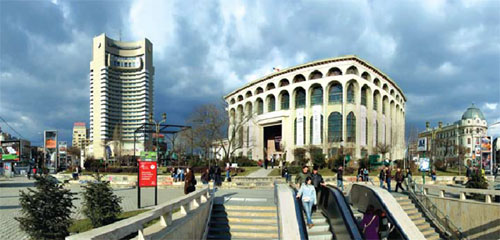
<box><xmin>160</xmin><ymin>211</ymin><xmax>173</xmax><ymax>227</ymax></box>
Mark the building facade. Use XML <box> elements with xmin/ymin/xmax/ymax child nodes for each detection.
<box><xmin>224</xmin><ymin>55</ymin><xmax>406</xmax><ymax>162</ymax></box>
<box><xmin>72</xmin><ymin>122</ymin><xmax>89</xmax><ymax>149</ymax></box>
<box><xmin>418</xmin><ymin>104</ymin><xmax>488</xmax><ymax>165</ymax></box>
<box><xmin>90</xmin><ymin>34</ymin><xmax>154</xmax><ymax>159</ymax></box>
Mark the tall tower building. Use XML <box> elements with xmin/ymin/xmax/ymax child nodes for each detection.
<box><xmin>72</xmin><ymin>122</ymin><xmax>88</xmax><ymax>149</ymax></box>
<box><xmin>90</xmin><ymin>33</ymin><xmax>154</xmax><ymax>159</ymax></box>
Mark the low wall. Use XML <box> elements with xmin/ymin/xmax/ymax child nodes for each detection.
<box><xmin>66</xmin><ymin>186</ymin><xmax>212</xmax><ymax>240</ymax></box>
<box><xmin>421</xmin><ymin>185</ymin><xmax>500</xmax><ymax>239</ymax></box>
<box><xmin>275</xmin><ymin>184</ymin><xmax>304</xmax><ymax>240</ymax></box>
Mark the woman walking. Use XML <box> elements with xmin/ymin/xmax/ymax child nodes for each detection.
<box><xmin>184</xmin><ymin>168</ymin><xmax>196</xmax><ymax>195</ymax></box>
<box><xmin>296</xmin><ymin>177</ymin><xmax>317</xmax><ymax>229</ymax></box>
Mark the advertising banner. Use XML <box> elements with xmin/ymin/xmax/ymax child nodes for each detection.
<box><xmin>59</xmin><ymin>141</ymin><xmax>67</xmax><ymax>154</ymax></box>
<box><xmin>312</xmin><ymin>105</ymin><xmax>322</xmax><ymax>145</ymax></box>
<box><xmin>140</xmin><ymin>151</ymin><xmax>157</xmax><ymax>161</ymax></box>
<box><xmin>417</xmin><ymin>137</ymin><xmax>427</xmax><ymax>151</ymax></box>
<box><xmin>296</xmin><ymin>109</ymin><xmax>304</xmax><ymax>146</ymax></box>
<box><xmin>419</xmin><ymin>158</ymin><xmax>430</xmax><ymax>171</ymax></box>
<box><xmin>44</xmin><ymin>131</ymin><xmax>57</xmax><ymax>149</ymax></box>
<box><xmin>138</xmin><ymin>161</ymin><xmax>157</xmax><ymax>187</ymax></box>
<box><xmin>1</xmin><ymin>141</ymin><xmax>20</xmax><ymax>161</ymax></box>
<box><xmin>360</xmin><ymin>106</ymin><xmax>367</xmax><ymax>146</ymax></box>
<box><xmin>481</xmin><ymin>136</ymin><xmax>491</xmax><ymax>153</ymax></box>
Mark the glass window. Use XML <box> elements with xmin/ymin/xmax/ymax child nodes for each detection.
<box><xmin>309</xmin><ymin>115</ymin><xmax>323</xmax><ymax>144</ymax></box>
<box><xmin>257</xmin><ymin>99</ymin><xmax>263</xmax><ymax>114</ymax></box>
<box><xmin>329</xmin><ymin>84</ymin><xmax>342</xmax><ymax>104</ymax></box>
<box><xmin>281</xmin><ymin>92</ymin><xmax>289</xmax><ymax>110</ymax></box>
<box><xmin>373</xmin><ymin>95</ymin><xmax>378</xmax><ymax>110</ymax></box>
<box><xmin>295</xmin><ymin>89</ymin><xmax>306</xmax><ymax>108</ymax></box>
<box><xmin>268</xmin><ymin>96</ymin><xmax>275</xmax><ymax>112</ymax></box>
<box><xmin>347</xmin><ymin>112</ymin><xmax>356</xmax><ymax>142</ymax></box>
<box><xmin>311</xmin><ymin>87</ymin><xmax>323</xmax><ymax>105</ymax></box>
<box><xmin>365</xmin><ymin>118</ymin><xmax>369</xmax><ymax>145</ymax></box>
<box><xmin>328</xmin><ymin>112</ymin><xmax>342</xmax><ymax>142</ymax></box>
<box><xmin>347</xmin><ymin>84</ymin><xmax>355</xmax><ymax>103</ymax></box>
<box><xmin>361</xmin><ymin>87</ymin><xmax>367</xmax><ymax>106</ymax></box>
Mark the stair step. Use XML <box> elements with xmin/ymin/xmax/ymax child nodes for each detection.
<box><xmin>213</xmin><ymin>210</ymin><xmax>276</xmax><ymax>217</ymax></box>
<box><xmin>210</xmin><ymin>217</ymin><xmax>277</xmax><ymax>224</ymax></box>
<box><xmin>421</xmin><ymin>228</ymin><xmax>437</xmax><ymax>236</ymax></box>
<box><xmin>207</xmin><ymin>231</ymin><xmax>278</xmax><ymax>239</ymax></box>
<box><xmin>405</xmin><ymin>208</ymin><xmax>419</xmax><ymax>215</ymax></box>
<box><xmin>426</xmin><ymin>232</ymin><xmax>441</xmax><ymax>240</ymax></box>
<box><xmin>209</xmin><ymin>224</ymin><xmax>278</xmax><ymax>232</ymax></box>
<box><xmin>308</xmin><ymin>231</ymin><xmax>333</xmax><ymax>240</ymax></box>
<box><xmin>308</xmin><ymin>224</ymin><xmax>330</xmax><ymax>232</ymax></box>
<box><xmin>217</xmin><ymin>205</ymin><xmax>276</xmax><ymax>211</ymax></box>
<box><xmin>412</xmin><ymin>217</ymin><xmax>426</xmax><ymax>225</ymax></box>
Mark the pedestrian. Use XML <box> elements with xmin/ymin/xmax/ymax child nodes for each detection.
<box><xmin>215</xmin><ymin>166</ymin><xmax>222</xmax><ymax>187</ymax></box>
<box><xmin>311</xmin><ymin>166</ymin><xmax>325</xmax><ymax>193</ymax></box>
<box><xmin>209</xmin><ymin>166</ymin><xmax>215</xmax><ymax>182</ymax></box>
<box><xmin>395</xmin><ymin>168</ymin><xmax>405</xmax><ymax>192</ymax></box>
<box><xmin>283</xmin><ymin>166</ymin><xmax>290</xmax><ymax>183</ymax></box>
<box><xmin>363</xmin><ymin>168</ymin><xmax>369</xmax><ymax>182</ymax></box>
<box><xmin>295</xmin><ymin>165</ymin><xmax>312</xmax><ymax>188</ymax></box>
<box><xmin>180</xmin><ymin>168</ymin><xmax>185</xmax><ymax>181</ymax></box>
<box><xmin>296</xmin><ymin>176</ymin><xmax>317</xmax><ymax>229</ymax></box>
<box><xmin>264</xmin><ymin>158</ymin><xmax>269</xmax><ymax>170</ymax></box>
<box><xmin>377</xmin><ymin>209</ymin><xmax>393</xmax><ymax>240</ymax></box>
<box><xmin>431</xmin><ymin>169</ymin><xmax>436</xmax><ymax>181</ymax></box>
<box><xmin>357</xmin><ymin>167</ymin><xmax>363</xmax><ymax>182</ymax></box>
<box><xmin>184</xmin><ymin>167</ymin><xmax>196</xmax><ymax>194</ymax></box>
<box><xmin>271</xmin><ymin>155</ymin><xmax>275</xmax><ymax>169</ymax></box>
<box><xmin>379</xmin><ymin>167</ymin><xmax>386</xmax><ymax>189</ymax></box>
<box><xmin>337</xmin><ymin>166</ymin><xmax>344</xmax><ymax>191</ymax></box>
<box><xmin>493</xmin><ymin>165</ymin><xmax>498</xmax><ymax>179</ymax></box>
<box><xmin>361</xmin><ymin>205</ymin><xmax>379</xmax><ymax>240</ymax></box>
<box><xmin>466</xmin><ymin>166</ymin><xmax>471</xmax><ymax>180</ymax></box>
<box><xmin>385</xmin><ymin>167</ymin><xmax>392</xmax><ymax>192</ymax></box>
<box><xmin>225</xmin><ymin>162</ymin><xmax>231</xmax><ymax>181</ymax></box>
<box><xmin>201</xmin><ymin>168</ymin><xmax>209</xmax><ymax>184</ymax></box>
<box><xmin>405</xmin><ymin>168</ymin><xmax>412</xmax><ymax>187</ymax></box>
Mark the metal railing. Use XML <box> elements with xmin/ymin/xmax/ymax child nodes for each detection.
<box><xmin>288</xmin><ymin>183</ymin><xmax>309</xmax><ymax>240</ymax></box>
<box><xmin>406</xmin><ymin>179</ymin><xmax>467</xmax><ymax>240</ymax></box>
<box><xmin>273</xmin><ymin>182</ymin><xmax>282</xmax><ymax>240</ymax></box>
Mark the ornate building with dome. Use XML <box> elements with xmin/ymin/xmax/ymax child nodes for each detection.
<box><xmin>418</xmin><ymin>104</ymin><xmax>488</xmax><ymax>165</ymax></box>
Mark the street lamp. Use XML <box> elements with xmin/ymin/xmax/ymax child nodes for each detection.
<box><xmin>149</xmin><ymin>112</ymin><xmax>166</xmax><ymax>206</ymax></box>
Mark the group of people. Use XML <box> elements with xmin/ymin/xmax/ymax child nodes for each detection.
<box><xmin>258</xmin><ymin>155</ymin><xmax>277</xmax><ymax>169</ymax></box>
<box><xmin>170</xmin><ymin>167</ymin><xmax>186</xmax><ymax>182</ymax></box>
<box><xmin>295</xmin><ymin>165</ymin><xmax>326</xmax><ymax>229</ymax></box>
<box><xmin>361</xmin><ymin>204</ymin><xmax>395</xmax><ymax>240</ymax></box>
<box><xmin>200</xmin><ymin>165</ymin><xmax>224</xmax><ymax>187</ymax></box>
<box><xmin>357</xmin><ymin>167</ymin><xmax>370</xmax><ymax>182</ymax></box>
<box><xmin>378</xmin><ymin>167</ymin><xmax>412</xmax><ymax>192</ymax></box>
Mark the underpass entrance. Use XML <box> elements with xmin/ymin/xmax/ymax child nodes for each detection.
<box><xmin>263</xmin><ymin>124</ymin><xmax>282</xmax><ymax>161</ymax></box>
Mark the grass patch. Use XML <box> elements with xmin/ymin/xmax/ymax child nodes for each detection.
<box><xmin>69</xmin><ymin>209</ymin><xmax>149</xmax><ymax>234</ymax></box>
<box><xmin>234</xmin><ymin>166</ymin><xmax>262</xmax><ymax>177</ymax></box>
<box><xmin>268</xmin><ymin>168</ymin><xmax>281</xmax><ymax>177</ymax></box>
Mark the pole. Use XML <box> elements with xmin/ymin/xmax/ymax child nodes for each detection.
<box><xmin>155</xmin><ymin>122</ymin><xmax>158</xmax><ymax>206</ymax></box>
<box><xmin>135</xmin><ymin>131</ymin><xmax>140</xmax><ymax>209</ymax></box>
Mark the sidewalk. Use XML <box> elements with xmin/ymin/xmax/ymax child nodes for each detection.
<box><xmin>246</xmin><ymin>167</ymin><xmax>274</xmax><ymax>177</ymax></box>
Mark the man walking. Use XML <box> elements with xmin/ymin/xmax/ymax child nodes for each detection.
<box><xmin>395</xmin><ymin>168</ymin><xmax>405</xmax><ymax>192</ymax></box>
<box><xmin>379</xmin><ymin>167</ymin><xmax>386</xmax><ymax>188</ymax></box>
<box><xmin>385</xmin><ymin>167</ymin><xmax>392</xmax><ymax>192</ymax></box>
<box><xmin>295</xmin><ymin>165</ymin><xmax>311</xmax><ymax>188</ymax></box>
<box><xmin>337</xmin><ymin>166</ymin><xmax>344</xmax><ymax>191</ymax></box>
<box><xmin>312</xmin><ymin>166</ymin><xmax>325</xmax><ymax>192</ymax></box>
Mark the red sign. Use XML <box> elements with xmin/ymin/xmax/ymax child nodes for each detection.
<box><xmin>139</xmin><ymin>161</ymin><xmax>157</xmax><ymax>187</ymax></box>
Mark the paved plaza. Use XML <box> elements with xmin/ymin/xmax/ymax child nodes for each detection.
<box><xmin>0</xmin><ymin>177</ymin><xmax>184</xmax><ymax>240</ymax></box>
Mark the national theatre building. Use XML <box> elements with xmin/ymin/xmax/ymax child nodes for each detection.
<box><xmin>224</xmin><ymin>55</ymin><xmax>406</xmax><ymax>163</ymax></box>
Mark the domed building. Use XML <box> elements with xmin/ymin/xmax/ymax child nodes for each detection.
<box><xmin>418</xmin><ymin>104</ymin><xmax>488</xmax><ymax>165</ymax></box>
<box><xmin>224</xmin><ymin>55</ymin><xmax>406</xmax><ymax>163</ymax></box>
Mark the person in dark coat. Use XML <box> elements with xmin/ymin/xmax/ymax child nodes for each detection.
<box><xmin>395</xmin><ymin>168</ymin><xmax>404</xmax><ymax>192</ymax></box>
<box><xmin>214</xmin><ymin>166</ymin><xmax>222</xmax><ymax>187</ymax></box>
<box><xmin>184</xmin><ymin>168</ymin><xmax>196</xmax><ymax>194</ymax></box>
<box><xmin>337</xmin><ymin>166</ymin><xmax>344</xmax><ymax>191</ymax></box>
<box><xmin>295</xmin><ymin>166</ymin><xmax>312</xmax><ymax>188</ymax></box>
<box><xmin>201</xmin><ymin>168</ymin><xmax>210</xmax><ymax>184</ymax></box>
<box><xmin>311</xmin><ymin>166</ymin><xmax>325</xmax><ymax>191</ymax></box>
<box><xmin>379</xmin><ymin>167</ymin><xmax>386</xmax><ymax>188</ymax></box>
<box><xmin>385</xmin><ymin>167</ymin><xmax>392</xmax><ymax>192</ymax></box>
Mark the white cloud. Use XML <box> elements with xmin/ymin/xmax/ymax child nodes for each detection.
<box><xmin>484</xmin><ymin>102</ymin><xmax>498</xmax><ymax>110</ymax></box>
<box><xmin>436</xmin><ymin>62</ymin><xmax>459</xmax><ymax>76</ymax></box>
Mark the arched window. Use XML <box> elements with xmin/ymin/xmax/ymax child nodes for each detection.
<box><xmin>295</xmin><ymin>88</ymin><xmax>306</xmax><ymax>108</ymax></box>
<box><xmin>237</xmin><ymin>95</ymin><xmax>243</xmax><ymax>102</ymax></box>
<box><xmin>346</xmin><ymin>66</ymin><xmax>358</xmax><ymax>75</ymax></box>
<box><xmin>245</xmin><ymin>103</ymin><xmax>252</xmax><ymax>116</ymax></box>
<box><xmin>361</xmin><ymin>86</ymin><xmax>367</xmax><ymax>106</ymax></box>
<box><xmin>329</xmin><ymin>83</ymin><xmax>342</xmax><ymax>104</ymax></box>
<box><xmin>327</xmin><ymin>67</ymin><xmax>342</xmax><ymax>76</ymax></box>
<box><xmin>328</xmin><ymin>112</ymin><xmax>342</xmax><ymax>142</ymax></box>
<box><xmin>294</xmin><ymin>117</ymin><xmax>305</xmax><ymax>145</ymax></box>
<box><xmin>266</xmin><ymin>83</ymin><xmax>276</xmax><ymax>90</ymax></box>
<box><xmin>374</xmin><ymin>78</ymin><xmax>380</xmax><ymax>87</ymax></box>
<box><xmin>257</xmin><ymin>99</ymin><xmax>263</xmax><ymax>114</ymax></box>
<box><xmin>373</xmin><ymin>92</ymin><xmax>379</xmax><ymax>111</ymax></box>
<box><xmin>311</xmin><ymin>86</ymin><xmax>323</xmax><ymax>106</ymax></box>
<box><xmin>309</xmin><ymin>70</ymin><xmax>323</xmax><ymax>80</ymax></box>
<box><xmin>293</xmin><ymin>74</ymin><xmax>306</xmax><ymax>83</ymax></box>
<box><xmin>230</xmin><ymin>98</ymin><xmax>235</xmax><ymax>104</ymax></box>
<box><xmin>267</xmin><ymin>95</ymin><xmax>275</xmax><ymax>112</ymax></box>
<box><xmin>375</xmin><ymin>120</ymin><xmax>379</xmax><ymax>144</ymax></box>
<box><xmin>310</xmin><ymin>115</ymin><xmax>324</xmax><ymax>144</ymax></box>
<box><xmin>256</xmin><ymin>87</ymin><xmax>263</xmax><ymax>94</ymax></box>
<box><xmin>245</xmin><ymin>91</ymin><xmax>252</xmax><ymax>98</ymax></box>
<box><xmin>361</xmin><ymin>72</ymin><xmax>371</xmax><ymax>81</ymax></box>
<box><xmin>281</xmin><ymin>92</ymin><xmax>290</xmax><ymax>110</ymax></box>
<box><xmin>347</xmin><ymin>112</ymin><xmax>356</xmax><ymax>142</ymax></box>
<box><xmin>279</xmin><ymin>79</ymin><xmax>289</xmax><ymax>87</ymax></box>
<box><xmin>347</xmin><ymin>83</ymin><xmax>355</xmax><ymax>103</ymax></box>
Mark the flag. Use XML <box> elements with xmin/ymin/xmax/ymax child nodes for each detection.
<box><xmin>273</xmin><ymin>67</ymin><xmax>280</xmax><ymax>72</ymax></box>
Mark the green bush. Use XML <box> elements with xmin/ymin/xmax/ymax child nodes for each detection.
<box><xmin>310</xmin><ymin>147</ymin><xmax>326</xmax><ymax>168</ymax></box>
<box><xmin>233</xmin><ymin>156</ymin><xmax>257</xmax><ymax>166</ymax></box>
<box><xmin>466</xmin><ymin>170</ymin><xmax>488</xmax><ymax>200</ymax></box>
<box><xmin>81</xmin><ymin>174</ymin><xmax>123</xmax><ymax>228</ymax></box>
<box><xmin>15</xmin><ymin>175</ymin><xmax>76</xmax><ymax>239</ymax></box>
<box><xmin>293</xmin><ymin>148</ymin><xmax>307</xmax><ymax>166</ymax></box>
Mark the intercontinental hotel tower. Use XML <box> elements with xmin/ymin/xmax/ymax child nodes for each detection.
<box><xmin>89</xmin><ymin>34</ymin><xmax>154</xmax><ymax>159</ymax></box>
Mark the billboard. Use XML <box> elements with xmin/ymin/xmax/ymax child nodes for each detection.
<box><xmin>140</xmin><ymin>151</ymin><xmax>157</xmax><ymax>161</ymax></box>
<box><xmin>1</xmin><ymin>141</ymin><xmax>20</xmax><ymax>161</ymax></box>
<box><xmin>138</xmin><ymin>161</ymin><xmax>157</xmax><ymax>187</ymax></box>
<box><xmin>44</xmin><ymin>130</ymin><xmax>58</xmax><ymax>168</ymax></box>
<box><xmin>419</xmin><ymin>158</ymin><xmax>430</xmax><ymax>171</ymax></box>
<box><xmin>59</xmin><ymin>141</ymin><xmax>67</xmax><ymax>154</ymax></box>
<box><xmin>45</xmin><ymin>131</ymin><xmax>57</xmax><ymax>149</ymax></box>
<box><xmin>417</xmin><ymin>137</ymin><xmax>427</xmax><ymax>151</ymax></box>
<box><xmin>481</xmin><ymin>136</ymin><xmax>491</xmax><ymax>153</ymax></box>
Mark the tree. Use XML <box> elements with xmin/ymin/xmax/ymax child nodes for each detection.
<box><xmin>376</xmin><ymin>143</ymin><xmax>392</xmax><ymax>160</ymax></box>
<box><xmin>81</xmin><ymin>173</ymin><xmax>122</xmax><ymax>227</ymax></box>
<box><xmin>15</xmin><ymin>175</ymin><xmax>76</xmax><ymax>239</ymax></box>
<box><xmin>307</xmin><ymin>145</ymin><xmax>326</xmax><ymax>168</ymax></box>
<box><xmin>67</xmin><ymin>146</ymin><xmax>81</xmax><ymax>167</ymax></box>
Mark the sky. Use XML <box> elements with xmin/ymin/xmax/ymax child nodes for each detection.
<box><xmin>0</xmin><ymin>0</ymin><xmax>499</xmax><ymax>146</ymax></box>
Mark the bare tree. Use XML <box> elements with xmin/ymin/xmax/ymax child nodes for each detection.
<box><xmin>376</xmin><ymin>143</ymin><xmax>392</xmax><ymax>160</ymax></box>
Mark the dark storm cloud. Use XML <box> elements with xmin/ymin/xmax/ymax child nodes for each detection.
<box><xmin>1</xmin><ymin>0</ymin><xmax>499</xmax><ymax>145</ymax></box>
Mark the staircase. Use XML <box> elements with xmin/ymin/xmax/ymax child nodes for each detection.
<box><xmin>393</xmin><ymin>194</ymin><xmax>440</xmax><ymax>240</ymax></box>
<box><xmin>207</xmin><ymin>204</ymin><xmax>279</xmax><ymax>239</ymax></box>
<box><xmin>306</xmin><ymin>211</ymin><xmax>332</xmax><ymax>240</ymax></box>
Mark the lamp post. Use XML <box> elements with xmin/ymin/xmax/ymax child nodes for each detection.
<box><xmin>149</xmin><ymin>112</ymin><xmax>166</xmax><ymax>206</ymax></box>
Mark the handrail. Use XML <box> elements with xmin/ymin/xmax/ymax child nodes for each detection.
<box><xmin>288</xmin><ymin>183</ymin><xmax>309</xmax><ymax>240</ymax></box>
<box><xmin>407</xmin><ymin>179</ymin><xmax>467</xmax><ymax>240</ymax></box>
<box><xmin>274</xmin><ymin>182</ymin><xmax>282</xmax><ymax>240</ymax></box>
<box><xmin>66</xmin><ymin>186</ymin><xmax>211</xmax><ymax>240</ymax></box>
<box><xmin>321</xmin><ymin>185</ymin><xmax>363</xmax><ymax>240</ymax></box>
<box><xmin>418</xmin><ymin>184</ymin><xmax>500</xmax><ymax>203</ymax></box>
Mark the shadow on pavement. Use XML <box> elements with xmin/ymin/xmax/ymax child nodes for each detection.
<box><xmin>0</xmin><ymin>182</ymin><xmax>35</xmax><ymax>188</ymax></box>
<box><xmin>0</xmin><ymin>205</ymin><xmax>21</xmax><ymax>210</ymax></box>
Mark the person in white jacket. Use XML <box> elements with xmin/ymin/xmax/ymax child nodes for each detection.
<box><xmin>296</xmin><ymin>176</ymin><xmax>317</xmax><ymax>228</ymax></box>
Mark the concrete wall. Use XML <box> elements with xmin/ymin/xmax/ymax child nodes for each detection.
<box><xmin>427</xmin><ymin>196</ymin><xmax>500</xmax><ymax>239</ymax></box>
